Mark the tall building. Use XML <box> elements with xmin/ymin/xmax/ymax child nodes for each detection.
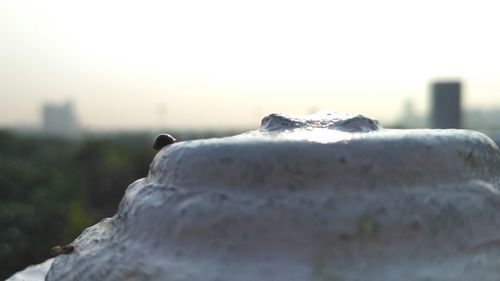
<box><xmin>42</xmin><ymin>101</ymin><xmax>80</xmax><ymax>138</ymax></box>
<box><xmin>396</xmin><ymin>98</ymin><xmax>426</xmax><ymax>128</ymax></box>
<box><xmin>431</xmin><ymin>81</ymin><xmax>461</xmax><ymax>129</ymax></box>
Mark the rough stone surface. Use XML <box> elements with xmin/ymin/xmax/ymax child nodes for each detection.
<box><xmin>10</xmin><ymin>112</ymin><xmax>500</xmax><ymax>281</ymax></box>
<box><xmin>260</xmin><ymin>112</ymin><xmax>381</xmax><ymax>132</ymax></box>
<box><xmin>6</xmin><ymin>259</ymin><xmax>53</xmax><ymax>281</ymax></box>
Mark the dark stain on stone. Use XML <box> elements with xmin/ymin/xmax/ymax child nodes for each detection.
<box><xmin>218</xmin><ymin>193</ymin><xmax>228</xmax><ymax>201</ymax></box>
<box><xmin>338</xmin><ymin>233</ymin><xmax>352</xmax><ymax>241</ymax></box>
<box><xmin>287</xmin><ymin>184</ymin><xmax>299</xmax><ymax>192</ymax></box>
<box><xmin>360</xmin><ymin>163</ymin><xmax>373</xmax><ymax>174</ymax></box>
<box><xmin>357</xmin><ymin>214</ymin><xmax>381</xmax><ymax>240</ymax></box>
<box><xmin>410</xmin><ymin>220</ymin><xmax>421</xmax><ymax>231</ymax></box>
<box><xmin>374</xmin><ymin>207</ymin><xmax>386</xmax><ymax>215</ymax></box>
<box><xmin>459</xmin><ymin>150</ymin><xmax>480</xmax><ymax>168</ymax></box>
<box><xmin>219</xmin><ymin>157</ymin><xmax>234</xmax><ymax>164</ymax></box>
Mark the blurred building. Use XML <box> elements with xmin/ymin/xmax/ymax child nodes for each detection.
<box><xmin>42</xmin><ymin>101</ymin><xmax>80</xmax><ymax>138</ymax></box>
<box><xmin>431</xmin><ymin>81</ymin><xmax>461</xmax><ymax>129</ymax></box>
<box><xmin>396</xmin><ymin>98</ymin><xmax>427</xmax><ymax>128</ymax></box>
<box><xmin>464</xmin><ymin>108</ymin><xmax>500</xmax><ymax>130</ymax></box>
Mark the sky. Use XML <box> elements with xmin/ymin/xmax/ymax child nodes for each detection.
<box><xmin>1</xmin><ymin>0</ymin><xmax>499</xmax><ymax>130</ymax></box>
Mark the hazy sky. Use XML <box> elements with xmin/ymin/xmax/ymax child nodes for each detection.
<box><xmin>1</xmin><ymin>0</ymin><xmax>499</xmax><ymax>130</ymax></box>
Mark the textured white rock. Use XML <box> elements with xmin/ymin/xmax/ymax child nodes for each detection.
<box><xmin>11</xmin><ymin>112</ymin><xmax>500</xmax><ymax>281</ymax></box>
<box><xmin>6</xmin><ymin>259</ymin><xmax>53</xmax><ymax>281</ymax></box>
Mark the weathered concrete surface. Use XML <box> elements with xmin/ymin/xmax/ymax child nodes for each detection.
<box><xmin>6</xmin><ymin>259</ymin><xmax>53</xmax><ymax>281</ymax></box>
<box><xmin>9</xmin><ymin>112</ymin><xmax>500</xmax><ymax>281</ymax></box>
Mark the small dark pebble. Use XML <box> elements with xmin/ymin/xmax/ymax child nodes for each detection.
<box><xmin>50</xmin><ymin>245</ymin><xmax>75</xmax><ymax>256</ymax></box>
<box><xmin>153</xmin><ymin>133</ymin><xmax>176</xmax><ymax>151</ymax></box>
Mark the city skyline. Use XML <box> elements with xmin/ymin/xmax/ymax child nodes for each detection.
<box><xmin>1</xmin><ymin>0</ymin><xmax>500</xmax><ymax>130</ymax></box>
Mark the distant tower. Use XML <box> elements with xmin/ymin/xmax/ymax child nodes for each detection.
<box><xmin>42</xmin><ymin>101</ymin><xmax>80</xmax><ymax>138</ymax></box>
<box><xmin>401</xmin><ymin>98</ymin><xmax>416</xmax><ymax>127</ymax></box>
<box><xmin>431</xmin><ymin>81</ymin><xmax>461</xmax><ymax>129</ymax></box>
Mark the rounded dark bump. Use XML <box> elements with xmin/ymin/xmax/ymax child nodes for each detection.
<box><xmin>61</xmin><ymin>245</ymin><xmax>75</xmax><ymax>254</ymax></box>
<box><xmin>338</xmin><ymin>233</ymin><xmax>351</xmax><ymax>241</ymax></box>
<box><xmin>153</xmin><ymin>133</ymin><xmax>176</xmax><ymax>151</ymax></box>
<box><xmin>50</xmin><ymin>244</ymin><xmax>75</xmax><ymax>256</ymax></box>
<box><xmin>50</xmin><ymin>246</ymin><xmax>62</xmax><ymax>256</ymax></box>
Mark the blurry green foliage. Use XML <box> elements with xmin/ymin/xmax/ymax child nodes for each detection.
<box><xmin>0</xmin><ymin>131</ymin><xmax>153</xmax><ymax>279</ymax></box>
<box><xmin>0</xmin><ymin>129</ymin><xmax>244</xmax><ymax>279</ymax></box>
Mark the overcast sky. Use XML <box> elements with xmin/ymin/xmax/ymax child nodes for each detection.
<box><xmin>1</xmin><ymin>0</ymin><xmax>499</xmax><ymax>130</ymax></box>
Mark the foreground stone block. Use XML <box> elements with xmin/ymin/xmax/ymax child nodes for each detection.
<box><xmin>9</xmin><ymin>112</ymin><xmax>500</xmax><ymax>281</ymax></box>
